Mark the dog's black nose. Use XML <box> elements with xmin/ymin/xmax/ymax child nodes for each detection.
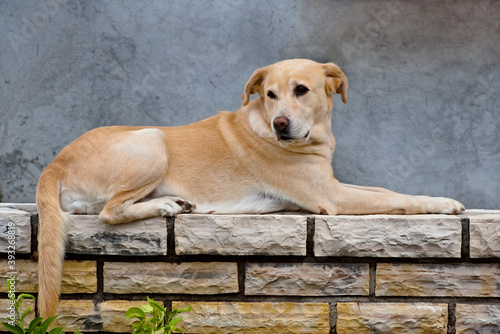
<box><xmin>273</xmin><ymin>116</ymin><xmax>289</xmax><ymax>133</ymax></box>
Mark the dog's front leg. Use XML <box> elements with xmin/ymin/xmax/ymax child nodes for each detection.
<box><xmin>329</xmin><ymin>182</ymin><xmax>465</xmax><ymax>215</ymax></box>
<box><xmin>275</xmin><ymin>158</ymin><xmax>464</xmax><ymax>215</ymax></box>
<box><xmin>339</xmin><ymin>183</ymin><xmax>397</xmax><ymax>194</ymax></box>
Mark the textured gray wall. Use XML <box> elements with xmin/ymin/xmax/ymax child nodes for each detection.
<box><xmin>0</xmin><ymin>0</ymin><xmax>499</xmax><ymax>209</ymax></box>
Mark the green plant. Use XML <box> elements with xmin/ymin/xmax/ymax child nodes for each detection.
<box><xmin>125</xmin><ymin>297</ymin><xmax>192</xmax><ymax>334</ymax></box>
<box><xmin>2</xmin><ymin>279</ymin><xmax>188</xmax><ymax>334</ymax></box>
<box><xmin>1</xmin><ymin>288</ymin><xmax>66</xmax><ymax>334</ymax></box>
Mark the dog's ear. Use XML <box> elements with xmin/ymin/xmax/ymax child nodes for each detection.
<box><xmin>323</xmin><ymin>63</ymin><xmax>348</xmax><ymax>104</ymax></box>
<box><xmin>242</xmin><ymin>66</ymin><xmax>268</xmax><ymax>106</ymax></box>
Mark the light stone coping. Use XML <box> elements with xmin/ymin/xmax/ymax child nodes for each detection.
<box><xmin>172</xmin><ymin>301</ymin><xmax>330</xmax><ymax>334</ymax></box>
<box><xmin>0</xmin><ymin>203</ymin><xmax>38</xmax><ymax>214</ymax></box>
<box><xmin>469</xmin><ymin>213</ymin><xmax>500</xmax><ymax>258</ymax></box>
<box><xmin>104</xmin><ymin>261</ymin><xmax>239</xmax><ymax>294</ymax></box>
<box><xmin>376</xmin><ymin>263</ymin><xmax>500</xmax><ymax>297</ymax></box>
<box><xmin>336</xmin><ymin>302</ymin><xmax>448</xmax><ymax>334</ymax></box>
<box><xmin>65</xmin><ymin>215</ymin><xmax>167</xmax><ymax>256</ymax></box>
<box><xmin>0</xmin><ymin>207</ymin><xmax>31</xmax><ymax>254</ymax></box>
<box><xmin>455</xmin><ymin>304</ymin><xmax>500</xmax><ymax>334</ymax></box>
<box><xmin>175</xmin><ymin>214</ymin><xmax>307</xmax><ymax>256</ymax></box>
<box><xmin>245</xmin><ymin>262</ymin><xmax>369</xmax><ymax>296</ymax></box>
<box><xmin>314</xmin><ymin>214</ymin><xmax>462</xmax><ymax>258</ymax></box>
<box><xmin>0</xmin><ymin>259</ymin><xmax>96</xmax><ymax>293</ymax></box>
<box><xmin>458</xmin><ymin>209</ymin><xmax>500</xmax><ymax>217</ymax></box>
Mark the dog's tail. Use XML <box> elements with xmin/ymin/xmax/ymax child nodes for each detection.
<box><xmin>36</xmin><ymin>163</ymin><xmax>67</xmax><ymax>318</ymax></box>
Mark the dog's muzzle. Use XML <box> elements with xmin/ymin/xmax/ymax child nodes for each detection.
<box><xmin>272</xmin><ymin>116</ymin><xmax>310</xmax><ymax>143</ymax></box>
<box><xmin>273</xmin><ymin>116</ymin><xmax>293</xmax><ymax>141</ymax></box>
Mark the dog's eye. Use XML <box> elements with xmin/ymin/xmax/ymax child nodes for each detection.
<box><xmin>294</xmin><ymin>85</ymin><xmax>309</xmax><ymax>97</ymax></box>
<box><xmin>267</xmin><ymin>91</ymin><xmax>277</xmax><ymax>99</ymax></box>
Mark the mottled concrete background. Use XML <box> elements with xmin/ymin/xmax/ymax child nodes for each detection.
<box><xmin>0</xmin><ymin>1</ymin><xmax>499</xmax><ymax>208</ymax></box>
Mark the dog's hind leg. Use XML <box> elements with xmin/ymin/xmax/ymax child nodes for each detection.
<box><xmin>82</xmin><ymin>127</ymin><xmax>192</xmax><ymax>224</ymax></box>
<box><xmin>95</xmin><ymin>161</ymin><xmax>194</xmax><ymax>224</ymax></box>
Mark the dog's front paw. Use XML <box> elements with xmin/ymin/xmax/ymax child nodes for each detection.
<box><xmin>157</xmin><ymin>197</ymin><xmax>196</xmax><ymax>217</ymax></box>
<box><xmin>418</xmin><ymin>196</ymin><xmax>465</xmax><ymax>214</ymax></box>
<box><xmin>175</xmin><ymin>199</ymin><xmax>196</xmax><ymax>213</ymax></box>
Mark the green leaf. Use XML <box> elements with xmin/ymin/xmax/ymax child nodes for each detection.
<box><xmin>125</xmin><ymin>307</ymin><xmax>146</xmax><ymax>320</ymax></box>
<box><xmin>48</xmin><ymin>327</ymin><xmax>65</xmax><ymax>334</ymax></box>
<box><xmin>17</xmin><ymin>293</ymin><xmax>35</xmax><ymax>300</ymax></box>
<box><xmin>27</xmin><ymin>317</ymin><xmax>44</xmax><ymax>332</ymax></box>
<box><xmin>39</xmin><ymin>315</ymin><xmax>58</xmax><ymax>333</ymax></box>
<box><xmin>176</xmin><ymin>306</ymin><xmax>192</xmax><ymax>313</ymax></box>
<box><xmin>133</xmin><ymin>319</ymin><xmax>150</xmax><ymax>333</ymax></box>
<box><xmin>2</xmin><ymin>323</ymin><xmax>24</xmax><ymax>334</ymax></box>
<box><xmin>140</xmin><ymin>304</ymin><xmax>154</xmax><ymax>314</ymax></box>
<box><xmin>168</xmin><ymin>317</ymin><xmax>183</xmax><ymax>327</ymax></box>
<box><xmin>147</xmin><ymin>297</ymin><xmax>165</xmax><ymax>313</ymax></box>
<box><xmin>147</xmin><ymin>317</ymin><xmax>159</xmax><ymax>329</ymax></box>
<box><xmin>172</xmin><ymin>328</ymin><xmax>184</xmax><ymax>334</ymax></box>
<box><xmin>21</xmin><ymin>307</ymin><xmax>32</xmax><ymax>321</ymax></box>
<box><xmin>17</xmin><ymin>293</ymin><xmax>36</xmax><ymax>305</ymax></box>
<box><xmin>131</xmin><ymin>322</ymin><xmax>142</xmax><ymax>334</ymax></box>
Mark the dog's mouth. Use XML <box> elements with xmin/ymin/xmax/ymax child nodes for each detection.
<box><xmin>278</xmin><ymin>135</ymin><xmax>293</xmax><ymax>141</ymax></box>
<box><xmin>276</xmin><ymin>130</ymin><xmax>310</xmax><ymax>144</ymax></box>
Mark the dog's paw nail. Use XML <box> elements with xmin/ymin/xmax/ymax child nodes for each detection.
<box><xmin>319</xmin><ymin>207</ymin><xmax>328</xmax><ymax>215</ymax></box>
<box><xmin>183</xmin><ymin>201</ymin><xmax>195</xmax><ymax>213</ymax></box>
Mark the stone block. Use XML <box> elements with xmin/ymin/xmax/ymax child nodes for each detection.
<box><xmin>172</xmin><ymin>301</ymin><xmax>330</xmax><ymax>334</ymax></box>
<box><xmin>456</xmin><ymin>304</ymin><xmax>500</xmax><ymax>334</ymax></box>
<box><xmin>60</xmin><ymin>261</ymin><xmax>98</xmax><ymax>294</ymax></box>
<box><xmin>0</xmin><ymin>259</ymin><xmax>96</xmax><ymax>293</ymax></box>
<box><xmin>336</xmin><ymin>302</ymin><xmax>448</xmax><ymax>334</ymax></box>
<box><xmin>0</xmin><ymin>208</ymin><xmax>31</xmax><ymax>254</ymax></box>
<box><xmin>52</xmin><ymin>300</ymin><xmax>101</xmax><ymax>332</ymax></box>
<box><xmin>315</xmin><ymin>215</ymin><xmax>461</xmax><ymax>257</ymax></box>
<box><xmin>0</xmin><ymin>298</ymin><xmax>35</xmax><ymax>324</ymax></box>
<box><xmin>175</xmin><ymin>214</ymin><xmax>307</xmax><ymax>256</ymax></box>
<box><xmin>104</xmin><ymin>261</ymin><xmax>238</xmax><ymax>294</ymax></box>
<box><xmin>376</xmin><ymin>263</ymin><xmax>500</xmax><ymax>297</ymax></box>
<box><xmin>245</xmin><ymin>263</ymin><xmax>369</xmax><ymax>296</ymax></box>
<box><xmin>65</xmin><ymin>215</ymin><xmax>167</xmax><ymax>255</ymax></box>
<box><xmin>469</xmin><ymin>213</ymin><xmax>500</xmax><ymax>258</ymax></box>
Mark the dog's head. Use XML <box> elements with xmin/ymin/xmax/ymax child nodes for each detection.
<box><xmin>242</xmin><ymin>59</ymin><xmax>348</xmax><ymax>147</ymax></box>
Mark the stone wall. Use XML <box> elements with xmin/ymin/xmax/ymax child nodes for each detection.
<box><xmin>1</xmin><ymin>204</ymin><xmax>500</xmax><ymax>333</ymax></box>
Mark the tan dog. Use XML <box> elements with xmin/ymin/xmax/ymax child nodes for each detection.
<box><xmin>36</xmin><ymin>59</ymin><xmax>464</xmax><ymax>317</ymax></box>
